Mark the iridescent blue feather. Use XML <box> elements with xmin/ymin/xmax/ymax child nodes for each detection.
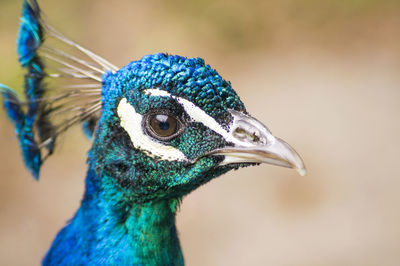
<box><xmin>1</xmin><ymin>0</ymin><xmax>45</xmax><ymax>179</ymax></box>
<box><xmin>2</xmin><ymin>0</ymin><xmax>105</xmax><ymax>179</ymax></box>
<box><xmin>18</xmin><ymin>0</ymin><xmax>42</xmax><ymax>67</ymax></box>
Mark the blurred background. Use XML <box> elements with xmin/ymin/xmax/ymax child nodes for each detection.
<box><xmin>1</xmin><ymin>0</ymin><xmax>400</xmax><ymax>265</ymax></box>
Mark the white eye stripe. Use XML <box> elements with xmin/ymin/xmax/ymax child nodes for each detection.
<box><xmin>117</xmin><ymin>98</ymin><xmax>187</xmax><ymax>162</ymax></box>
<box><xmin>173</xmin><ymin>96</ymin><xmax>234</xmax><ymax>141</ymax></box>
<box><xmin>143</xmin><ymin>89</ymin><xmax>171</xmax><ymax>97</ymax></box>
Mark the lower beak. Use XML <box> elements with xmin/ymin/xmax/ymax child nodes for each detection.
<box><xmin>206</xmin><ymin>110</ymin><xmax>306</xmax><ymax>176</ymax></box>
<box><xmin>208</xmin><ymin>137</ymin><xmax>306</xmax><ymax>176</ymax></box>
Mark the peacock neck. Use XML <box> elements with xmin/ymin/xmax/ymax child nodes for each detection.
<box><xmin>43</xmin><ymin>165</ymin><xmax>184</xmax><ymax>266</ymax></box>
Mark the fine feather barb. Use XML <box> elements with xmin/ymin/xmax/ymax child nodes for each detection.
<box><xmin>54</xmin><ymin>102</ymin><xmax>102</xmax><ymax>133</ymax></box>
<box><xmin>48</xmin><ymin>103</ymin><xmax>98</xmax><ymax>118</ymax></box>
<box><xmin>47</xmin><ymin>97</ymin><xmax>102</xmax><ymax>117</ymax></box>
<box><xmin>45</xmin><ymin>24</ymin><xmax>119</xmax><ymax>72</ymax></box>
<box><xmin>38</xmin><ymin>102</ymin><xmax>102</xmax><ymax>149</ymax></box>
<box><xmin>48</xmin><ymin>73</ymin><xmax>97</xmax><ymax>79</ymax></box>
<box><xmin>42</xmin><ymin>53</ymin><xmax>102</xmax><ymax>82</ymax></box>
<box><xmin>61</xmin><ymin>84</ymin><xmax>102</xmax><ymax>89</ymax></box>
<box><xmin>1</xmin><ymin>89</ymin><xmax>101</xmax><ymax>105</ymax></box>
<box><xmin>42</xmin><ymin>46</ymin><xmax>106</xmax><ymax>75</ymax></box>
<box><xmin>50</xmin><ymin>68</ymin><xmax>100</xmax><ymax>78</ymax></box>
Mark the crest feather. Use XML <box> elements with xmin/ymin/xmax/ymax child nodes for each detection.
<box><xmin>1</xmin><ymin>0</ymin><xmax>117</xmax><ymax>179</ymax></box>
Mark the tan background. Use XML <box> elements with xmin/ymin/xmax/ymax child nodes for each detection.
<box><xmin>1</xmin><ymin>0</ymin><xmax>400</xmax><ymax>265</ymax></box>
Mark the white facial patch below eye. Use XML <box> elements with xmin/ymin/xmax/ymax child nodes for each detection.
<box><xmin>117</xmin><ymin>98</ymin><xmax>188</xmax><ymax>162</ymax></box>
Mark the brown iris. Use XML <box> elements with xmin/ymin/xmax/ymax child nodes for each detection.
<box><xmin>146</xmin><ymin>113</ymin><xmax>182</xmax><ymax>140</ymax></box>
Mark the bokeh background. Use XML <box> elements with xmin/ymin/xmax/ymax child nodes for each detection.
<box><xmin>1</xmin><ymin>0</ymin><xmax>400</xmax><ymax>265</ymax></box>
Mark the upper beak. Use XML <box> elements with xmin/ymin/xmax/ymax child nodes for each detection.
<box><xmin>207</xmin><ymin>110</ymin><xmax>306</xmax><ymax>176</ymax></box>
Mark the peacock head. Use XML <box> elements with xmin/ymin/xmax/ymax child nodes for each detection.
<box><xmin>89</xmin><ymin>53</ymin><xmax>305</xmax><ymax>202</ymax></box>
<box><xmin>2</xmin><ymin>0</ymin><xmax>305</xmax><ymax>197</ymax></box>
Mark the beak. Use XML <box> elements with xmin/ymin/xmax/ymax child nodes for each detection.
<box><xmin>207</xmin><ymin>110</ymin><xmax>306</xmax><ymax>176</ymax></box>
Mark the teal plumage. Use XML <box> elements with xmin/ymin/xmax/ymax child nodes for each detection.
<box><xmin>43</xmin><ymin>168</ymin><xmax>185</xmax><ymax>265</ymax></box>
<box><xmin>1</xmin><ymin>0</ymin><xmax>306</xmax><ymax>265</ymax></box>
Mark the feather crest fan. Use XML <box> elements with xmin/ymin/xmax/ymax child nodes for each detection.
<box><xmin>0</xmin><ymin>0</ymin><xmax>117</xmax><ymax>179</ymax></box>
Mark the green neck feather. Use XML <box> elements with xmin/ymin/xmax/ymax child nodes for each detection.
<box><xmin>43</xmin><ymin>166</ymin><xmax>184</xmax><ymax>265</ymax></box>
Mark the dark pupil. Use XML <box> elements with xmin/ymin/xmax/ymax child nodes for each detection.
<box><xmin>159</xmin><ymin>118</ymin><xmax>170</xmax><ymax>130</ymax></box>
<box><xmin>150</xmin><ymin>114</ymin><xmax>177</xmax><ymax>137</ymax></box>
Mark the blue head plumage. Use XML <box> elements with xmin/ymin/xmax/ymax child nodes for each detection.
<box><xmin>88</xmin><ymin>53</ymin><xmax>249</xmax><ymax>201</ymax></box>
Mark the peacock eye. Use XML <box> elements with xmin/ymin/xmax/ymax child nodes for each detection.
<box><xmin>144</xmin><ymin>112</ymin><xmax>184</xmax><ymax>141</ymax></box>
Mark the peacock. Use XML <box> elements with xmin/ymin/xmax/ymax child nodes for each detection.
<box><xmin>1</xmin><ymin>0</ymin><xmax>306</xmax><ymax>265</ymax></box>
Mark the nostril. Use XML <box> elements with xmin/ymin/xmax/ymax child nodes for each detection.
<box><xmin>233</xmin><ymin>127</ymin><xmax>261</xmax><ymax>143</ymax></box>
<box><xmin>251</xmin><ymin>132</ymin><xmax>261</xmax><ymax>143</ymax></box>
<box><xmin>233</xmin><ymin>127</ymin><xmax>246</xmax><ymax>139</ymax></box>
